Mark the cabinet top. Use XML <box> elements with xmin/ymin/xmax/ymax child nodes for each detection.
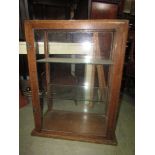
<box><xmin>24</xmin><ymin>19</ymin><xmax>128</xmax><ymax>30</ymax></box>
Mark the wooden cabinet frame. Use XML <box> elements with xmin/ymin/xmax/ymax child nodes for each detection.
<box><xmin>25</xmin><ymin>20</ymin><xmax>128</xmax><ymax>144</ymax></box>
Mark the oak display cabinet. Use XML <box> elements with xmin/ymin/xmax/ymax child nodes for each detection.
<box><xmin>25</xmin><ymin>20</ymin><xmax>128</xmax><ymax>144</ymax></box>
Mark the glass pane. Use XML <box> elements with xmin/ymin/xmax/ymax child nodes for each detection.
<box><xmin>34</xmin><ymin>30</ymin><xmax>113</xmax><ymax>59</ymax></box>
<box><xmin>34</xmin><ymin>29</ymin><xmax>114</xmax><ymax>136</ymax></box>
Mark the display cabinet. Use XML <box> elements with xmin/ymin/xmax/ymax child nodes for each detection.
<box><xmin>24</xmin><ymin>20</ymin><xmax>128</xmax><ymax>144</ymax></box>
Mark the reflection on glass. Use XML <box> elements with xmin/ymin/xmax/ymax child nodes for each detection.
<box><xmin>84</xmin><ymin>105</ymin><xmax>88</xmax><ymax>113</ymax></box>
<box><xmin>82</xmin><ymin>41</ymin><xmax>92</xmax><ymax>52</ymax></box>
<box><xmin>84</xmin><ymin>82</ymin><xmax>89</xmax><ymax>90</ymax></box>
<box><xmin>84</xmin><ymin>56</ymin><xmax>92</xmax><ymax>63</ymax></box>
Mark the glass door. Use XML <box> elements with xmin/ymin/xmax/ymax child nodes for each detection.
<box><xmin>34</xmin><ymin>29</ymin><xmax>114</xmax><ymax>136</ymax></box>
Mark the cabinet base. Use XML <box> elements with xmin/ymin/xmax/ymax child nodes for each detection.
<box><xmin>31</xmin><ymin>129</ymin><xmax>117</xmax><ymax>145</ymax></box>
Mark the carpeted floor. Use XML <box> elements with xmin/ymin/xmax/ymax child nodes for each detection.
<box><xmin>19</xmin><ymin>94</ymin><xmax>135</xmax><ymax>155</ymax></box>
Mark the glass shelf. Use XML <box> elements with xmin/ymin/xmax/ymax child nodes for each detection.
<box><xmin>37</xmin><ymin>57</ymin><xmax>113</xmax><ymax>65</ymax></box>
<box><xmin>44</xmin><ymin>84</ymin><xmax>108</xmax><ymax>103</ymax></box>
